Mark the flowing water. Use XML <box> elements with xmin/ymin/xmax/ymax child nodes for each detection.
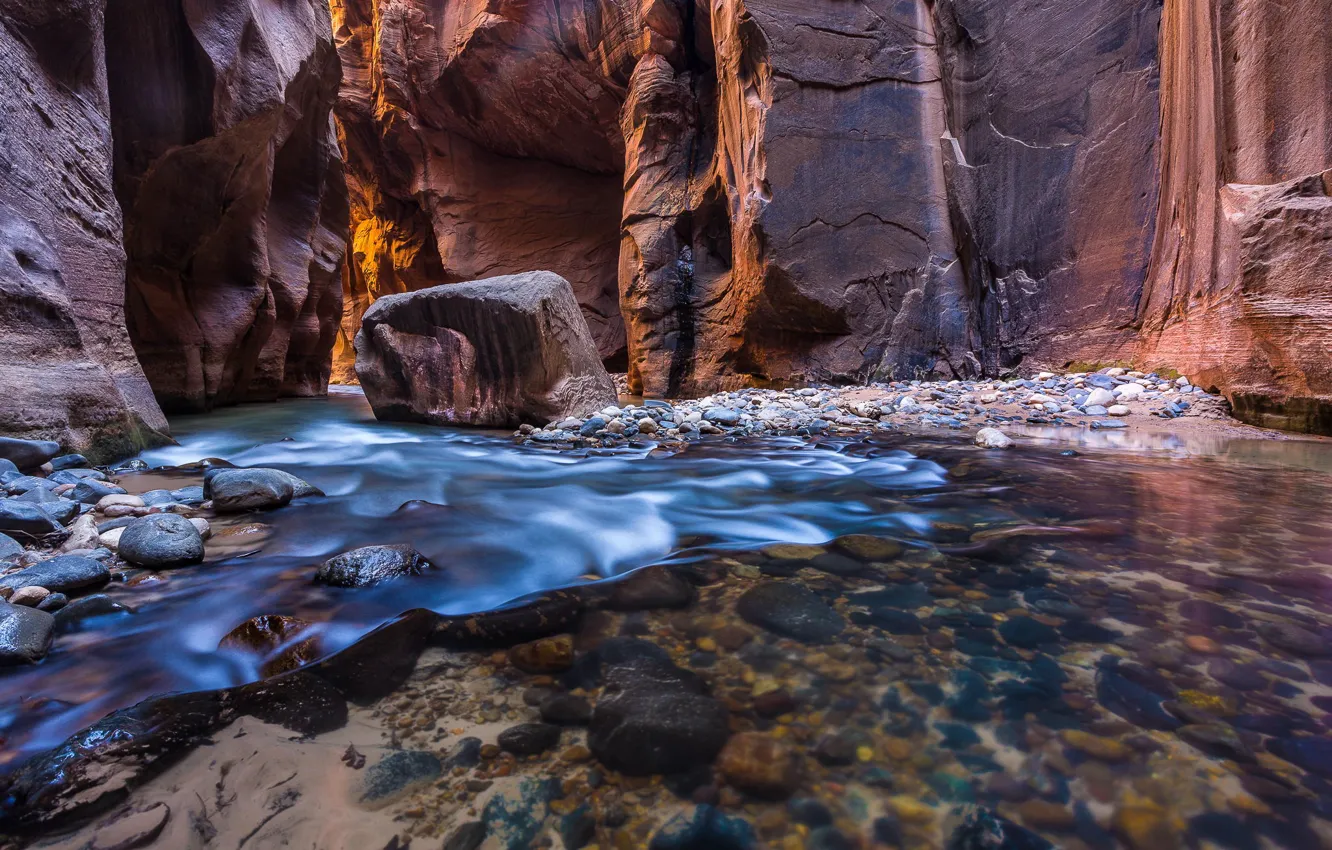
<box><xmin>5</xmin><ymin>388</ymin><xmax>1332</xmax><ymax>848</ymax></box>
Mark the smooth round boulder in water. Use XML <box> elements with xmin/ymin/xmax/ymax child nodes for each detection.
<box><xmin>315</xmin><ymin>544</ymin><xmax>433</xmax><ymax>588</ymax></box>
<box><xmin>117</xmin><ymin>515</ymin><xmax>205</xmax><ymax>568</ymax></box>
<box><xmin>207</xmin><ymin>469</ymin><xmax>295</xmax><ymax>513</ymax></box>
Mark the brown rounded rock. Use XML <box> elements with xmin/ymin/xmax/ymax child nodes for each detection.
<box><xmin>509</xmin><ymin>634</ymin><xmax>575</xmax><ymax>674</ymax></box>
<box><xmin>717</xmin><ymin>732</ymin><xmax>802</xmax><ymax>800</ymax></box>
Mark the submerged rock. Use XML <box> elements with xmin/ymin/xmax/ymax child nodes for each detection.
<box><xmin>116</xmin><ymin>515</ymin><xmax>204</xmax><ymax>568</ymax></box>
<box><xmin>315</xmin><ymin>544</ymin><xmax>433</xmax><ymax>588</ymax></box>
<box><xmin>53</xmin><ymin>595</ymin><xmax>133</xmax><ymax>634</ymax></box>
<box><xmin>498</xmin><ymin>722</ymin><xmax>562</xmax><ymax>756</ymax></box>
<box><xmin>736</xmin><ymin>582</ymin><xmax>845</xmax><ymax>644</ymax></box>
<box><xmin>947</xmin><ymin>807</ymin><xmax>1054</xmax><ymax>850</ymax></box>
<box><xmin>717</xmin><ymin>733</ymin><xmax>802</xmax><ymax>799</ymax></box>
<box><xmin>359</xmin><ymin>750</ymin><xmax>442</xmax><ymax>807</ymax></box>
<box><xmin>650</xmin><ymin>805</ymin><xmax>757</xmax><ymax>850</ymax></box>
<box><xmin>354</xmin><ymin>271</ymin><xmax>616</xmax><ymax>427</ymax></box>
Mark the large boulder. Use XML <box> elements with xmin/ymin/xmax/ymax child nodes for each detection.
<box><xmin>206</xmin><ymin>469</ymin><xmax>296</xmax><ymax>513</ymax></box>
<box><xmin>355</xmin><ymin>272</ymin><xmax>617</xmax><ymax>427</ymax></box>
<box><xmin>0</xmin><ymin>556</ymin><xmax>110</xmax><ymax>595</ymax></box>
<box><xmin>0</xmin><ymin>602</ymin><xmax>55</xmax><ymax>665</ymax></box>
<box><xmin>0</xmin><ymin>439</ymin><xmax>60</xmax><ymax>471</ymax></box>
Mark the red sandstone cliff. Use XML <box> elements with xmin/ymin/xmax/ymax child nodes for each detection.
<box><xmin>1</xmin><ymin>0</ymin><xmax>1329</xmax><ymax>447</ymax></box>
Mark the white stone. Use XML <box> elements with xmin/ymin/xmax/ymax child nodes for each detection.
<box><xmin>897</xmin><ymin>396</ymin><xmax>920</xmax><ymax>412</ymax></box>
<box><xmin>974</xmin><ymin>428</ymin><xmax>1014</xmax><ymax>449</ymax></box>
<box><xmin>188</xmin><ymin>518</ymin><xmax>212</xmax><ymax>540</ymax></box>
<box><xmin>599</xmin><ymin>406</ymin><xmax>623</xmax><ymax>417</ymax></box>
<box><xmin>1084</xmin><ymin>388</ymin><xmax>1115</xmax><ymax>407</ymax></box>
<box><xmin>99</xmin><ymin>527</ymin><xmax>126</xmax><ymax>551</ymax></box>
<box><xmin>1175</xmin><ymin>376</ymin><xmax>1190</xmax><ymax>387</ymax></box>
<box><xmin>1105</xmin><ymin>367</ymin><xmax>1126</xmax><ymax>376</ymax></box>
<box><xmin>637</xmin><ymin>417</ymin><xmax>659</xmax><ymax>434</ymax></box>
<box><xmin>97</xmin><ymin>494</ymin><xmax>145</xmax><ymax>510</ymax></box>
<box><xmin>1115</xmin><ymin>382</ymin><xmax>1146</xmax><ymax>399</ymax></box>
<box><xmin>1037</xmin><ymin>372</ymin><xmax>1055</xmax><ymax>380</ymax></box>
<box><xmin>1107</xmin><ymin>405</ymin><xmax>1131</xmax><ymax>416</ymax></box>
<box><xmin>59</xmin><ymin>514</ymin><xmax>101</xmax><ymax>553</ymax></box>
<box><xmin>979</xmin><ymin>392</ymin><xmax>999</xmax><ymax>404</ymax></box>
<box><xmin>1027</xmin><ymin>393</ymin><xmax>1053</xmax><ymax>405</ymax></box>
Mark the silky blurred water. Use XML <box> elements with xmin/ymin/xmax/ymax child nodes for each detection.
<box><xmin>2</xmin><ymin>388</ymin><xmax>1331</xmax><ymax>772</ymax></box>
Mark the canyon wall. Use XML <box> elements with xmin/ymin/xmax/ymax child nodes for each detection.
<box><xmin>107</xmin><ymin>0</ymin><xmax>348</xmax><ymax>413</ymax></box>
<box><xmin>332</xmin><ymin>0</ymin><xmax>1331</xmax><ymax>432</ymax></box>
<box><xmin>0</xmin><ymin>0</ymin><xmax>169</xmax><ymax>459</ymax></box>
<box><xmin>0</xmin><ymin>0</ymin><xmax>347</xmax><ymax>463</ymax></box>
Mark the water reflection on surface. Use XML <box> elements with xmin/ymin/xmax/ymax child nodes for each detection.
<box><xmin>4</xmin><ymin>390</ymin><xmax>1332</xmax><ymax>849</ymax></box>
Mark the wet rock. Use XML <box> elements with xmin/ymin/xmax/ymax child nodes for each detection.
<box><xmin>480</xmin><ymin>777</ymin><xmax>562</xmax><ymax>850</ymax></box>
<box><xmin>443</xmin><ymin>738</ymin><xmax>484</xmax><ymax>771</ymax></box>
<box><xmin>1177</xmin><ymin>724</ymin><xmax>1254</xmax><ymax>762</ymax></box>
<box><xmin>15</xmin><ymin>489</ymin><xmax>79</xmax><ymax>525</ymax></box>
<box><xmin>88</xmin><ymin>802</ymin><xmax>170</xmax><ymax>850</ymax></box>
<box><xmin>0</xmin><ymin>602</ymin><xmax>54</xmax><ymax>665</ymax></box>
<box><xmin>443</xmin><ymin>822</ymin><xmax>487</xmax><ymax>850</ymax></box>
<box><xmin>736</xmin><ymin>582</ymin><xmax>845</xmax><ymax>644</ymax></box>
<box><xmin>116</xmin><ymin>515</ymin><xmax>204</xmax><ymax>569</ymax></box>
<box><xmin>10</xmin><ymin>586</ymin><xmax>50</xmax><ymax>607</ymax></box>
<box><xmin>231</xmin><ymin>672</ymin><xmax>348</xmax><ymax>736</ymax></box>
<box><xmin>1266</xmin><ymin>736</ymin><xmax>1332</xmax><ymax>778</ymax></box>
<box><xmin>1096</xmin><ymin>668</ymin><xmax>1181</xmax><ymax>731</ymax></box>
<box><xmin>606</xmin><ymin>565</ymin><xmax>696</xmax><ymax>611</ymax></box>
<box><xmin>219</xmin><ymin>614</ymin><xmax>319</xmax><ymax>676</ymax></box>
<box><xmin>0</xmin><ymin>501</ymin><xmax>64</xmax><ymax>538</ymax></box>
<box><xmin>1258</xmin><ymin>622</ymin><xmax>1331</xmax><ymax>657</ymax></box>
<box><xmin>206</xmin><ymin>469</ymin><xmax>295</xmax><ymax>513</ymax></box>
<box><xmin>718</xmin><ymin>733</ymin><xmax>801</xmax><ymax>799</ymax></box>
<box><xmin>435</xmin><ymin>591</ymin><xmax>584</xmax><ymax>649</ymax></box>
<box><xmin>36</xmin><ymin>592</ymin><xmax>67</xmax><ymax>612</ymax></box>
<box><xmin>498</xmin><ymin>723</ymin><xmax>562</xmax><ymax>756</ymax></box>
<box><xmin>0</xmin><ymin>438</ymin><xmax>60</xmax><ymax>470</ymax></box>
<box><xmin>814</xmin><ymin>727</ymin><xmax>872</xmax><ymax>766</ymax></box>
<box><xmin>54</xmin><ymin>595</ymin><xmax>133</xmax><ymax>634</ymax></box>
<box><xmin>589</xmin><ymin>684</ymin><xmax>729</xmax><ymax>775</ymax></box>
<box><xmin>540</xmin><ymin>693</ymin><xmax>593</xmax><ymax>726</ymax></box>
<box><xmin>49</xmin><ymin>455</ymin><xmax>90</xmax><ymax>472</ymax></box>
<box><xmin>1178</xmin><ymin>599</ymin><xmax>1245</xmax><ymax>630</ymax></box>
<box><xmin>832</xmin><ymin>534</ymin><xmax>903</xmax><ymax>561</ymax></box>
<box><xmin>315</xmin><ymin>545</ymin><xmax>433</xmax><ymax>588</ymax></box>
<box><xmin>0</xmin><ymin>532</ymin><xmax>21</xmax><ymax>559</ymax></box>
<box><xmin>359</xmin><ymin>750</ymin><xmax>442</xmax><ymax>807</ymax></box>
<box><xmin>0</xmin><ymin>691</ymin><xmax>226</xmax><ymax>830</ymax></box>
<box><xmin>1112</xmin><ymin>803</ymin><xmax>1177</xmax><ymax>850</ymax></box>
<box><xmin>1059</xmin><ymin>729</ymin><xmax>1132</xmax><ymax>762</ymax></box>
<box><xmin>650</xmin><ymin>804</ymin><xmax>757</xmax><ymax>850</ymax></box>
<box><xmin>0</xmin><ymin>555</ymin><xmax>109</xmax><ymax>594</ymax></box>
<box><xmin>71</xmin><ymin>479</ymin><xmax>126</xmax><ymax>505</ymax></box>
<box><xmin>947</xmin><ymin>807</ymin><xmax>1054</xmax><ymax>850</ymax></box>
<box><xmin>508</xmin><ymin>634</ymin><xmax>575</xmax><ymax>673</ymax></box>
<box><xmin>309</xmin><ymin>608</ymin><xmax>438</xmax><ymax>703</ymax></box>
<box><xmin>998</xmin><ymin>616</ymin><xmax>1059</xmax><ymax>649</ymax></box>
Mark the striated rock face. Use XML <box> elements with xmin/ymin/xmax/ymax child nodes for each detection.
<box><xmin>355</xmin><ymin>272</ymin><xmax>617</xmax><ymax>427</ymax></box>
<box><xmin>0</xmin><ymin>0</ymin><xmax>169</xmax><ymax>459</ymax></box>
<box><xmin>1127</xmin><ymin>0</ymin><xmax>1332</xmax><ymax>433</ymax></box>
<box><xmin>107</xmin><ymin>0</ymin><xmax>348</xmax><ymax>413</ymax></box>
<box><xmin>331</xmin><ymin>0</ymin><xmax>1330</xmax><ymax>434</ymax></box>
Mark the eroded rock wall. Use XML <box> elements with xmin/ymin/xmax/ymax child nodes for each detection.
<box><xmin>1131</xmin><ymin>0</ymin><xmax>1332</xmax><ymax>433</ymax></box>
<box><xmin>334</xmin><ymin>0</ymin><xmax>1330</xmax><ymax>432</ymax></box>
<box><xmin>0</xmin><ymin>0</ymin><xmax>170</xmax><ymax>459</ymax></box>
<box><xmin>106</xmin><ymin>0</ymin><xmax>348</xmax><ymax>413</ymax></box>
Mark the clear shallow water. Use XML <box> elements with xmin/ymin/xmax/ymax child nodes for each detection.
<box><xmin>5</xmin><ymin>389</ymin><xmax>1332</xmax><ymax>849</ymax></box>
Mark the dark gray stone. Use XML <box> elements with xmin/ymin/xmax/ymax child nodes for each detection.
<box><xmin>48</xmin><ymin>455</ymin><xmax>90</xmax><ymax>471</ymax></box>
<box><xmin>0</xmin><ymin>555</ymin><xmax>110</xmax><ymax>593</ymax></box>
<box><xmin>14</xmin><ymin>489</ymin><xmax>79</xmax><ymax>524</ymax></box>
<box><xmin>48</xmin><ymin>469</ymin><xmax>105</xmax><ymax>485</ymax></box>
<box><xmin>0</xmin><ymin>602</ymin><xmax>54</xmax><ymax>665</ymax></box>
<box><xmin>0</xmin><ymin>532</ymin><xmax>21</xmax><ymax>559</ymax></box>
<box><xmin>71</xmin><ymin>479</ymin><xmax>126</xmax><ymax>505</ymax></box>
<box><xmin>1259</xmin><ymin>623</ymin><xmax>1330</xmax><ymax>658</ymax></box>
<box><xmin>0</xmin><ymin>438</ymin><xmax>60</xmax><ymax>470</ymax></box>
<box><xmin>7</xmin><ymin>476</ymin><xmax>56</xmax><ymax>495</ymax></box>
<box><xmin>117</xmin><ymin>515</ymin><xmax>205</xmax><ymax>568</ymax></box>
<box><xmin>315</xmin><ymin>545</ymin><xmax>433</xmax><ymax>588</ymax></box>
<box><xmin>736</xmin><ymin>582</ymin><xmax>845</xmax><ymax>644</ymax></box>
<box><xmin>497</xmin><ymin>723</ymin><xmax>562</xmax><ymax>756</ymax></box>
<box><xmin>207</xmin><ymin>469</ymin><xmax>295</xmax><ymax>512</ymax></box>
<box><xmin>589</xmin><ymin>687</ymin><xmax>729</xmax><ymax>775</ymax></box>
<box><xmin>0</xmin><ymin>501</ymin><xmax>64</xmax><ymax>538</ymax></box>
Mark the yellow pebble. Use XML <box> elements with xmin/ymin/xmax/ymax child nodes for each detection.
<box><xmin>856</xmin><ymin>745</ymin><xmax>874</xmax><ymax>762</ymax></box>
<box><xmin>887</xmin><ymin>796</ymin><xmax>934</xmax><ymax>823</ymax></box>
<box><xmin>696</xmin><ymin>637</ymin><xmax>718</xmax><ymax>652</ymax></box>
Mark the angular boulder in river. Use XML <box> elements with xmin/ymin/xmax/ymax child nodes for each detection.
<box><xmin>71</xmin><ymin>479</ymin><xmax>126</xmax><ymax>505</ymax></box>
<box><xmin>0</xmin><ymin>531</ymin><xmax>21</xmax><ymax>559</ymax></box>
<box><xmin>354</xmin><ymin>271</ymin><xmax>617</xmax><ymax>427</ymax></box>
<box><xmin>315</xmin><ymin>544</ymin><xmax>433</xmax><ymax>588</ymax></box>
<box><xmin>0</xmin><ymin>438</ymin><xmax>60</xmax><ymax>471</ymax></box>
<box><xmin>116</xmin><ymin>515</ymin><xmax>205</xmax><ymax>568</ymax></box>
<box><xmin>0</xmin><ymin>602</ymin><xmax>54</xmax><ymax>665</ymax></box>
